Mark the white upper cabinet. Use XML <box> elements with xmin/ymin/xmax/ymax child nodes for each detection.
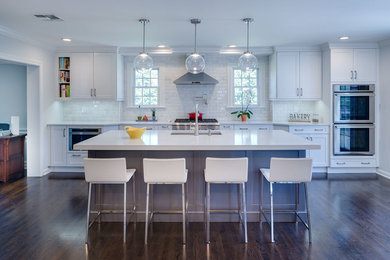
<box><xmin>275</xmin><ymin>52</ymin><xmax>300</xmax><ymax>99</ymax></box>
<box><xmin>299</xmin><ymin>52</ymin><xmax>322</xmax><ymax>99</ymax></box>
<box><xmin>270</xmin><ymin>51</ymin><xmax>322</xmax><ymax>100</ymax></box>
<box><xmin>71</xmin><ymin>53</ymin><xmax>94</xmax><ymax>99</ymax></box>
<box><xmin>93</xmin><ymin>53</ymin><xmax>123</xmax><ymax>100</ymax></box>
<box><xmin>58</xmin><ymin>52</ymin><xmax>124</xmax><ymax>100</ymax></box>
<box><xmin>331</xmin><ymin>48</ymin><xmax>377</xmax><ymax>82</ymax></box>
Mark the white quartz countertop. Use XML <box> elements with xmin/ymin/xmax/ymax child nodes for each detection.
<box><xmin>74</xmin><ymin>130</ymin><xmax>320</xmax><ymax>151</ymax></box>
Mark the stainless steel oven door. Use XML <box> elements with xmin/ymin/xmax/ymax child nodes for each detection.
<box><xmin>334</xmin><ymin>124</ymin><xmax>375</xmax><ymax>155</ymax></box>
<box><xmin>69</xmin><ymin>128</ymin><xmax>101</xmax><ymax>151</ymax></box>
<box><xmin>334</xmin><ymin>93</ymin><xmax>375</xmax><ymax>123</ymax></box>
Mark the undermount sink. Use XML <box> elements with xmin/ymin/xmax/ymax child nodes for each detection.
<box><xmin>171</xmin><ymin>131</ymin><xmax>222</xmax><ymax>136</ymax></box>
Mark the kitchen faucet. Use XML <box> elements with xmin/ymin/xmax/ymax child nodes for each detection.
<box><xmin>194</xmin><ymin>104</ymin><xmax>199</xmax><ymax>136</ymax></box>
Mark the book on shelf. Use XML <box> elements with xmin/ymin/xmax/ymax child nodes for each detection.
<box><xmin>60</xmin><ymin>84</ymin><xmax>70</xmax><ymax>98</ymax></box>
<box><xmin>59</xmin><ymin>57</ymin><xmax>70</xmax><ymax>70</ymax></box>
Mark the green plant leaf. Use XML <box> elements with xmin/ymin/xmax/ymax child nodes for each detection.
<box><xmin>231</xmin><ymin>111</ymin><xmax>238</xmax><ymax>114</ymax></box>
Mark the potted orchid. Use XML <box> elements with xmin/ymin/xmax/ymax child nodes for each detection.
<box><xmin>231</xmin><ymin>89</ymin><xmax>254</xmax><ymax>122</ymax></box>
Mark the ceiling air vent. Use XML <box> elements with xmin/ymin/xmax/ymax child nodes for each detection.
<box><xmin>34</xmin><ymin>14</ymin><xmax>63</xmax><ymax>21</ymax></box>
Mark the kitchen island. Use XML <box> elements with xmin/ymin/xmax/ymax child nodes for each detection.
<box><xmin>74</xmin><ymin>130</ymin><xmax>319</xmax><ymax>222</ymax></box>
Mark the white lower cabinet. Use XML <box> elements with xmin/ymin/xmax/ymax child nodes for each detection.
<box><xmin>50</xmin><ymin>126</ymin><xmax>67</xmax><ymax>166</ymax></box>
<box><xmin>274</xmin><ymin>125</ymin><xmax>329</xmax><ymax>170</ymax></box>
<box><xmin>233</xmin><ymin>124</ymin><xmax>273</xmax><ymax>131</ymax></box>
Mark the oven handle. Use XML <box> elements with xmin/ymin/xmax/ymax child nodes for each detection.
<box><xmin>334</xmin><ymin>124</ymin><xmax>375</xmax><ymax>129</ymax></box>
<box><xmin>70</xmin><ymin>131</ymin><xmax>101</xmax><ymax>135</ymax></box>
<box><xmin>334</xmin><ymin>93</ymin><xmax>375</xmax><ymax>96</ymax></box>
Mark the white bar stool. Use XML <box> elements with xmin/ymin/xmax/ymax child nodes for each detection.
<box><xmin>84</xmin><ymin>158</ymin><xmax>136</xmax><ymax>244</ymax></box>
<box><xmin>143</xmin><ymin>158</ymin><xmax>188</xmax><ymax>244</ymax></box>
<box><xmin>259</xmin><ymin>158</ymin><xmax>313</xmax><ymax>243</ymax></box>
<box><xmin>204</xmin><ymin>157</ymin><xmax>248</xmax><ymax>243</ymax></box>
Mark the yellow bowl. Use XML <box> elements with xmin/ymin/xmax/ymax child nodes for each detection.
<box><xmin>124</xmin><ymin>126</ymin><xmax>146</xmax><ymax>139</ymax></box>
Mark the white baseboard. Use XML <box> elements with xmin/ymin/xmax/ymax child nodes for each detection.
<box><xmin>377</xmin><ymin>169</ymin><xmax>390</xmax><ymax>179</ymax></box>
<box><xmin>41</xmin><ymin>168</ymin><xmax>51</xmax><ymax>176</ymax></box>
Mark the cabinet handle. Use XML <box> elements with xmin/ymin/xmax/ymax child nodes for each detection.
<box><xmin>361</xmin><ymin>162</ymin><xmax>370</xmax><ymax>165</ymax></box>
<box><xmin>94</xmin><ymin>89</ymin><xmax>97</xmax><ymax>97</ymax></box>
<box><xmin>146</xmin><ymin>128</ymin><xmax>153</xmax><ymax>130</ymax></box>
<box><xmin>161</xmin><ymin>125</ymin><xmax>168</xmax><ymax>129</ymax></box>
<box><xmin>63</xmin><ymin>128</ymin><xmax>66</xmax><ymax>137</ymax></box>
<box><xmin>294</xmin><ymin>129</ymin><xmax>304</xmax><ymax>132</ymax></box>
<box><xmin>336</xmin><ymin>162</ymin><xmax>346</xmax><ymax>165</ymax></box>
<box><xmin>296</xmin><ymin>88</ymin><xmax>299</xmax><ymax>96</ymax></box>
<box><xmin>350</xmin><ymin>70</ymin><xmax>354</xmax><ymax>80</ymax></box>
<box><xmin>354</xmin><ymin>70</ymin><xmax>357</xmax><ymax>80</ymax></box>
<box><xmin>314</xmin><ymin>128</ymin><xmax>324</xmax><ymax>132</ymax></box>
<box><xmin>239</xmin><ymin>128</ymin><xmax>248</xmax><ymax>130</ymax></box>
<box><xmin>71</xmin><ymin>154</ymin><xmax>82</xmax><ymax>157</ymax></box>
<box><xmin>258</xmin><ymin>128</ymin><xmax>267</xmax><ymax>130</ymax></box>
<box><xmin>300</xmin><ymin>88</ymin><xmax>303</xmax><ymax>97</ymax></box>
<box><xmin>90</xmin><ymin>89</ymin><xmax>93</xmax><ymax>97</ymax></box>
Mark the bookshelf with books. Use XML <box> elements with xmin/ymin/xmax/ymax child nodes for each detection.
<box><xmin>58</xmin><ymin>57</ymin><xmax>70</xmax><ymax>98</ymax></box>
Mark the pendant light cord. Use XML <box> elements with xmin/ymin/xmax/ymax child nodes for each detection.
<box><xmin>246</xmin><ymin>20</ymin><xmax>250</xmax><ymax>53</ymax></box>
<box><xmin>194</xmin><ymin>23</ymin><xmax>197</xmax><ymax>53</ymax></box>
<box><xmin>142</xmin><ymin>20</ymin><xmax>146</xmax><ymax>53</ymax></box>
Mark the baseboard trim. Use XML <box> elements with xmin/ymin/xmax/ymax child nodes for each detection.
<box><xmin>377</xmin><ymin>169</ymin><xmax>390</xmax><ymax>179</ymax></box>
<box><xmin>41</xmin><ymin>168</ymin><xmax>51</xmax><ymax>176</ymax></box>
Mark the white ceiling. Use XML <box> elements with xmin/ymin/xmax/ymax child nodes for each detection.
<box><xmin>1</xmin><ymin>0</ymin><xmax>390</xmax><ymax>49</ymax></box>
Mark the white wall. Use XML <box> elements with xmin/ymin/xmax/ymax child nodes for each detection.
<box><xmin>0</xmin><ymin>33</ymin><xmax>60</xmax><ymax>176</ymax></box>
<box><xmin>379</xmin><ymin>43</ymin><xmax>390</xmax><ymax>176</ymax></box>
<box><xmin>0</xmin><ymin>64</ymin><xmax>27</xmax><ymax>129</ymax></box>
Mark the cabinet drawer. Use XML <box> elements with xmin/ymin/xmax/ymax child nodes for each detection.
<box><xmin>331</xmin><ymin>158</ymin><xmax>377</xmax><ymax>168</ymax></box>
<box><xmin>221</xmin><ymin>124</ymin><xmax>233</xmax><ymax>130</ymax></box>
<box><xmin>290</xmin><ymin>125</ymin><xmax>328</xmax><ymax>134</ymax></box>
<box><xmin>160</xmin><ymin>125</ymin><xmax>171</xmax><ymax>130</ymax></box>
<box><xmin>67</xmin><ymin>152</ymin><xmax>88</xmax><ymax>166</ymax></box>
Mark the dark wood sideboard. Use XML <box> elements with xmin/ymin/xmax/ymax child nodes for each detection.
<box><xmin>0</xmin><ymin>134</ymin><xmax>26</xmax><ymax>182</ymax></box>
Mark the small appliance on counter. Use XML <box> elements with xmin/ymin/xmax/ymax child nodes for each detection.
<box><xmin>0</xmin><ymin>123</ymin><xmax>11</xmax><ymax>137</ymax></box>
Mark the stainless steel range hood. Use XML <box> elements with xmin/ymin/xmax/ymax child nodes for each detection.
<box><xmin>173</xmin><ymin>72</ymin><xmax>219</xmax><ymax>85</ymax></box>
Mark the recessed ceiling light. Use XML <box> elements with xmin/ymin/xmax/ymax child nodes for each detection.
<box><xmin>62</xmin><ymin>38</ymin><xmax>72</xmax><ymax>42</ymax></box>
<box><xmin>228</xmin><ymin>45</ymin><xmax>237</xmax><ymax>48</ymax></box>
<box><xmin>157</xmin><ymin>45</ymin><xmax>166</xmax><ymax>48</ymax></box>
<box><xmin>339</xmin><ymin>36</ymin><xmax>349</xmax><ymax>40</ymax></box>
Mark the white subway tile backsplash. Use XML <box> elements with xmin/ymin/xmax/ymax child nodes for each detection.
<box><xmin>58</xmin><ymin>53</ymin><xmax>328</xmax><ymax>124</ymax></box>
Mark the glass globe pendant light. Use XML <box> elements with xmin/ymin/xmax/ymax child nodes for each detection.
<box><xmin>185</xmin><ymin>19</ymin><xmax>205</xmax><ymax>74</ymax></box>
<box><xmin>134</xmin><ymin>18</ymin><xmax>153</xmax><ymax>73</ymax></box>
<box><xmin>238</xmin><ymin>18</ymin><xmax>258</xmax><ymax>72</ymax></box>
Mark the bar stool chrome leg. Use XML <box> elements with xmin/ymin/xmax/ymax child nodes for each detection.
<box><xmin>295</xmin><ymin>183</ymin><xmax>299</xmax><ymax>223</ymax></box>
<box><xmin>242</xmin><ymin>182</ymin><xmax>248</xmax><ymax>243</ymax></box>
<box><xmin>85</xmin><ymin>183</ymin><xmax>92</xmax><ymax>244</ymax></box>
<box><xmin>206</xmin><ymin>182</ymin><xmax>211</xmax><ymax>243</ymax></box>
<box><xmin>270</xmin><ymin>182</ymin><xmax>275</xmax><ymax>243</ymax></box>
<box><xmin>260</xmin><ymin>173</ymin><xmax>263</xmax><ymax>223</ymax></box>
<box><xmin>145</xmin><ymin>183</ymin><xmax>150</xmax><ymax>244</ymax></box>
<box><xmin>182</xmin><ymin>183</ymin><xmax>186</xmax><ymax>244</ymax></box>
<box><xmin>123</xmin><ymin>183</ymin><xmax>127</xmax><ymax>243</ymax></box>
<box><xmin>238</xmin><ymin>183</ymin><xmax>242</xmax><ymax>223</ymax></box>
<box><xmin>304</xmin><ymin>183</ymin><xmax>312</xmax><ymax>243</ymax></box>
<box><xmin>133</xmin><ymin>175</ymin><xmax>136</xmax><ymax>222</ymax></box>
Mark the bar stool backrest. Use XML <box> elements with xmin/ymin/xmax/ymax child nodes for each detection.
<box><xmin>205</xmin><ymin>157</ymin><xmax>248</xmax><ymax>183</ymax></box>
<box><xmin>84</xmin><ymin>158</ymin><xmax>127</xmax><ymax>183</ymax></box>
<box><xmin>143</xmin><ymin>158</ymin><xmax>186</xmax><ymax>183</ymax></box>
<box><xmin>269</xmin><ymin>158</ymin><xmax>312</xmax><ymax>183</ymax></box>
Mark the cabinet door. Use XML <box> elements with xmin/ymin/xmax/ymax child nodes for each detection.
<box><xmin>93</xmin><ymin>53</ymin><xmax>117</xmax><ymax>99</ymax></box>
<box><xmin>300</xmin><ymin>52</ymin><xmax>322</xmax><ymax>99</ymax></box>
<box><xmin>308</xmin><ymin>135</ymin><xmax>328</xmax><ymax>167</ymax></box>
<box><xmin>71</xmin><ymin>53</ymin><xmax>94</xmax><ymax>98</ymax></box>
<box><xmin>50</xmin><ymin>126</ymin><xmax>67</xmax><ymax>166</ymax></box>
<box><xmin>331</xmin><ymin>49</ymin><xmax>354</xmax><ymax>82</ymax></box>
<box><xmin>276</xmin><ymin>52</ymin><xmax>300</xmax><ymax>99</ymax></box>
<box><xmin>353</xmin><ymin>49</ymin><xmax>377</xmax><ymax>82</ymax></box>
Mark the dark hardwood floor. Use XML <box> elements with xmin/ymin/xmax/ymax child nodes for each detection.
<box><xmin>1</xmin><ymin>173</ymin><xmax>390</xmax><ymax>260</ymax></box>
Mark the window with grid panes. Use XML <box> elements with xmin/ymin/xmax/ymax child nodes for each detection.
<box><xmin>134</xmin><ymin>69</ymin><xmax>159</xmax><ymax>106</ymax></box>
<box><xmin>233</xmin><ymin>69</ymin><xmax>258</xmax><ymax>105</ymax></box>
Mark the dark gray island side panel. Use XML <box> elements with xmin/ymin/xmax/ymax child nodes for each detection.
<box><xmin>88</xmin><ymin>149</ymin><xmax>306</xmax><ymax>222</ymax></box>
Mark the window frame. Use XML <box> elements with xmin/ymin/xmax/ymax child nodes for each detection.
<box><xmin>229</xmin><ymin>67</ymin><xmax>261</xmax><ymax>108</ymax></box>
<box><xmin>133</xmin><ymin>68</ymin><xmax>160</xmax><ymax>107</ymax></box>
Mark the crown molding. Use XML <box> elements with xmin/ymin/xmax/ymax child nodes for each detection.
<box><xmin>0</xmin><ymin>25</ymin><xmax>55</xmax><ymax>51</ymax></box>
